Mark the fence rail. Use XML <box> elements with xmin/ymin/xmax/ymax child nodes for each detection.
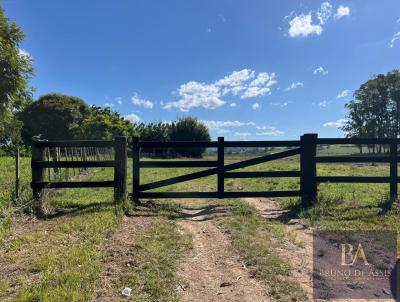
<box><xmin>30</xmin><ymin>134</ymin><xmax>400</xmax><ymax>206</ymax></box>
<box><xmin>31</xmin><ymin>137</ymin><xmax>127</xmax><ymax>201</ymax></box>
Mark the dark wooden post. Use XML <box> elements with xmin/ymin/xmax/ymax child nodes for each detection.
<box><xmin>132</xmin><ymin>137</ymin><xmax>140</xmax><ymax>204</ymax></box>
<box><xmin>15</xmin><ymin>147</ymin><xmax>20</xmax><ymax>200</ymax></box>
<box><xmin>300</xmin><ymin>133</ymin><xmax>318</xmax><ymax>206</ymax></box>
<box><xmin>31</xmin><ymin>139</ymin><xmax>46</xmax><ymax>200</ymax></box>
<box><xmin>390</xmin><ymin>143</ymin><xmax>398</xmax><ymax>202</ymax></box>
<box><xmin>114</xmin><ymin>136</ymin><xmax>127</xmax><ymax>202</ymax></box>
<box><xmin>217</xmin><ymin>137</ymin><xmax>224</xmax><ymax>199</ymax></box>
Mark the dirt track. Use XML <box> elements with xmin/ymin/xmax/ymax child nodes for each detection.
<box><xmin>177</xmin><ymin>206</ymin><xmax>268</xmax><ymax>302</ymax></box>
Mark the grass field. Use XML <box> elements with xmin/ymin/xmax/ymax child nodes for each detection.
<box><xmin>0</xmin><ymin>148</ymin><xmax>399</xmax><ymax>301</ymax></box>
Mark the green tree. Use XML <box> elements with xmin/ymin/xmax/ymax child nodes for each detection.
<box><xmin>0</xmin><ymin>6</ymin><xmax>34</xmax><ymax>147</ymax></box>
<box><xmin>170</xmin><ymin>117</ymin><xmax>210</xmax><ymax>157</ymax></box>
<box><xmin>343</xmin><ymin>70</ymin><xmax>400</xmax><ymax>152</ymax></box>
<box><xmin>75</xmin><ymin>106</ymin><xmax>138</xmax><ymax>140</ymax></box>
<box><xmin>18</xmin><ymin>94</ymin><xmax>90</xmax><ymax>144</ymax></box>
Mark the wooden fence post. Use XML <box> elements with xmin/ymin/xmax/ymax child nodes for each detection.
<box><xmin>390</xmin><ymin>143</ymin><xmax>398</xmax><ymax>202</ymax></box>
<box><xmin>114</xmin><ymin>136</ymin><xmax>127</xmax><ymax>202</ymax></box>
<box><xmin>217</xmin><ymin>137</ymin><xmax>224</xmax><ymax>199</ymax></box>
<box><xmin>31</xmin><ymin>139</ymin><xmax>46</xmax><ymax>216</ymax></box>
<box><xmin>300</xmin><ymin>133</ymin><xmax>318</xmax><ymax>206</ymax></box>
<box><xmin>15</xmin><ymin>147</ymin><xmax>20</xmax><ymax>200</ymax></box>
<box><xmin>132</xmin><ymin>137</ymin><xmax>140</xmax><ymax>204</ymax></box>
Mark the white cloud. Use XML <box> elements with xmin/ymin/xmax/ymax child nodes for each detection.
<box><xmin>270</xmin><ymin>101</ymin><xmax>291</xmax><ymax>107</ymax></box>
<box><xmin>131</xmin><ymin>93</ymin><xmax>154</xmax><ymax>109</ymax></box>
<box><xmin>334</xmin><ymin>5</ymin><xmax>350</xmax><ymax>19</ymax></box>
<box><xmin>201</xmin><ymin>120</ymin><xmax>256</xmax><ymax>130</ymax></box>
<box><xmin>252</xmin><ymin>103</ymin><xmax>260</xmax><ymax>110</ymax></box>
<box><xmin>125</xmin><ymin>113</ymin><xmax>141</xmax><ymax>123</ymax></box>
<box><xmin>255</xmin><ymin>126</ymin><xmax>284</xmax><ymax>136</ymax></box>
<box><xmin>318</xmin><ymin>100</ymin><xmax>330</xmax><ymax>107</ymax></box>
<box><xmin>390</xmin><ymin>32</ymin><xmax>400</xmax><ymax>48</ymax></box>
<box><xmin>317</xmin><ymin>2</ymin><xmax>333</xmax><ymax>25</ymax></box>
<box><xmin>229</xmin><ymin>103</ymin><xmax>237</xmax><ymax>107</ymax></box>
<box><xmin>164</xmin><ymin>81</ymin><xmax>224</xmax><ymax>112</ymax></box>
<box><xmin>164</xmin><ymin>69</ymin><xmax>277</xmax><ymax>111</ymax></box>
<box><xmin>234</xmin><ymin>132</ymin><xmax>251</xmax><ymax>137</ymax></box>
<box><xmin>323</xmin><ymin>118</ymin><xmax>348</xmax><ymax>128</ymax></box>
<box><xmin>288</xmin><ymin>13</ymin><xmax>323</xmax><ymax>37</ymax></box>
<box><xmin>284</xmin><ymin>82</ymin><xmax>304</xmax><ymax>91</ymax></box>
<box><xmin>337</xmin><ymin>89</ymin><xmax>350</xmax><ymax>98</ymax></box>
<box><xmin>216</xmin><ymin>69</ymin><xmax>255</xmax><ymax>91</ymax></box>
<box><xmin>287</xmin><ymin>2</ymin><xmax>349</xmax><ymax>38</ymax></box>
<box><xmin>104</xmin><ymin>102</ymin><xmax>115</xmax><ymax>107</ymax></box>
<box><xmin>115</xmin><ymin>97</ymin><xmax>123</xmax><ymax>105</ymax></box>
<box><xmin>241</xmin><ymin>86</ymin><xmax>271</xmax><ymax>98</ymax></box>
<box><xmin>313</xmin><ymin>66</ymin><xmax>328</xmax><ymax>75</ymax></box>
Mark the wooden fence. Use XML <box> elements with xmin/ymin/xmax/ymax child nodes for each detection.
<box><xmin>31</xmin><ymin>136</ymin><xmax>127</xmax><ymax>201</ymax></box>
<box><xmin>31</xmin><ymin>134</ymin><xmax>400</xmax><ymax>205</ymax></box>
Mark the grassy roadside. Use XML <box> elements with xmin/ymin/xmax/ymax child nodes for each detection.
<box><xmin>217</xmin><ymin>199</ymin><xmax>307</xmax><ymax>301</ymax></box>
<box><xmin>120</xmin><ymin>217</ymin><xmax>191</xmax><ymax>302</ymax></box>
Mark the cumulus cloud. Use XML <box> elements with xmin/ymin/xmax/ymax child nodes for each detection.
<box><xmin>163</xmin><ymin>81</ymin><xmax>223</xmax><ymax>112</ymax></box>
<box><xmin>252</xmin><ymin>103</ymin><xmax>260</xmax><ymax>110</ymax></box>
<box><xmin>288</xmin><ymin>14</ymin><xmax>323</xmax><ymax>37</ymax></box>
<box><xmin>287</xmin><ymin>2</ymin><xmax>349</xmax><ymax>38</ymax></box>
<box><xmin>337</xmin><ymin>89</ymin><xmax>350</xmax><ymax>98</ymax></box>
<box><xmin>125</xmin><ymin>113</ymin><xmax>141</xmax><ymax>123</ymax></box>
<box><xmin>104</xmin><ymin>102</ymin><xmax>115</xmax><ymax>107</ymax></box>
<box><xmin>115</xmin><ymin>97</ymin><xmax>123</xmax><ymax>105</ymax></box>
<box><xmin>229</xmin><ymin>103</ymin><xmax>237</xmax><ymax>107</ymax></box>
<box><xmin>313</xmin><ymin>66</ymin><xmax>328</xmax><ymax>75</ymax></box>
<box><xmin>317</xmin><ymin>2</ymin><xmax>333</xmax><ymax>25</ymax></box>
<box><xmin>201</xmin><ymin>120</ymin><xmax>256</xmax><ymax>130</ymax></box>
<box><xmin>334</xmin><ymin>5</ymin><xmax>350</xmax><ymax>19</ymax></box>
<box><xmin>284</xmin><ymin>82</ymin><xmax>304</xmax><ymax>91</ymax></box>
<box><xmin>131</xmin><ymin>93</ymin><xmax>154</xmax><ymax>109</ymax></box>
<box><xmin>390</xmin><ymin>32</ymin><xmax>400</xmax><ymax>48</ymax></box>
<box><xmin>323</xmin><ymin>118</ymin><xmax>348</xmax><ymax>128</ymax></box>
<box><xmin>255</xmin><ymin>126</ymin><xmax>284</xmax><ymax>136</ymax></box>
<box><xmin>163</xmin><ymin>69</ymin><xmax>277</xmax><ymax>111</ymax></box>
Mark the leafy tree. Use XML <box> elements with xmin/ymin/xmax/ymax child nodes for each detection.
<box><xmin>343</xmin><ymin>70</ymin><xmax>400</xmax><ymax>153</ymax></box>
<box><xmin>18</xmin><ymin>93</ymin><xmax>91</xmax><ymax>144</ymax></box>
<box><xmin>75</xmin><ymin>106</ymin><xmax>138</xmax><ymax>140</ymax></box>
<box><xmin>134</xmin><ymin>122</ymin><xmax>172</xmax><ymax>157</ymax></box>
<box><xmin>170</xmin><ymin>117</ymin><xmax>210</xmax><ymax>157</ymax></box>
<box><xmin>0</xmin><ymin>6</ymin><xmax>34</xmax><ymax>147</ymax></box>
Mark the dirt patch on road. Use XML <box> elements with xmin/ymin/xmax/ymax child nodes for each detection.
<box><xmin>177</xmin><ymin>204</ymin><xmax>269</xmax><ymax>302</ymax></box>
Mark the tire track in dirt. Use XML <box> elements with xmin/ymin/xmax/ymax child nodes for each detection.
<box><xmin>177</xmin><ymin>206</ymin><xmax>269</xmax><ymax>302</ymax></box>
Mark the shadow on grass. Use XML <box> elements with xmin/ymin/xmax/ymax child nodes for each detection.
<box><xmin>44</xmin><ymin>201</ymin><xmax>116</xmax><ymax>219</ymax></box>
<box><xmin>127</xmin><ymin>199</ymin><xmax>232</xmax><ymax>221</ymax></box>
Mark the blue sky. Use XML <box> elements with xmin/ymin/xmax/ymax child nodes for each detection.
<box><xmin>3</xmin><ymin>0</ymin><xmax>400</xmax><ymax>140</ymax></box>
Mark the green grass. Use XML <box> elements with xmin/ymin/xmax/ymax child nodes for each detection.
<box><xmin>120</xmin><ymin>217</ymin><xmax>191</xmax><ymax>302</ymax></box>
<box><xmin>218</xmin><ymin>200</ymin><xmax>307</xmax><ymax>302</ymax></box>
<box><xmin>1</xmin><ymin>153</ymin><xmax>400</xmax><ymax>301</ymax></box>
